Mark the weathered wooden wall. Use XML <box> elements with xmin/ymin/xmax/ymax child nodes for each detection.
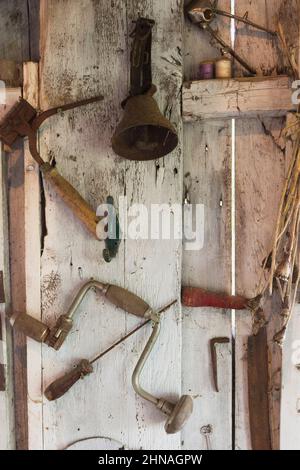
<box><xmin>33</xmin><ymin>0</ymin><xmax>183</xmax><ymax>450</ymax></box>
<box><xmin>1</xmin><ymin>0</ymin><xmax>300</xmax><ymax>450</ymax></box>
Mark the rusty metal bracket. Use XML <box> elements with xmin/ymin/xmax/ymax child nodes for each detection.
<box><xmin>210</xmin><ymin>337</ymin><xmax>230</xmax><ymax>392</ymax></box>
<box><xmin>103</xmin><ymin>196</ymin><xmax>121</xmax><ymax>263</ymax></box>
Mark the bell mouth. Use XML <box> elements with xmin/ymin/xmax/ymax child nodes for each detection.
<box><xmin>112</xmin><ymin>124</ymin><xmax>178</xmax><ymax>161</ymax></box>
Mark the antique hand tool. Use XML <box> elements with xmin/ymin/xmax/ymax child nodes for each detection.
<box><xmin>10</xmin><ymin>280</ymin><xmax>160</xmax><ymax>350</ymax></box>
<box><xmin>112</xmin><ymin>17</ymin><xmax>178</xmax><ymax>161</ymax></box>
<box><xmin>0</xmin><ymin>59</ymin><xmax>22</xmax><ymax>87</ymax></box>
<box><xmin>186</xmin><ymin>0</ymin><xmax>277</xmax><ymax>75</ymax></box>
<box><xmin>0</xmin><ymin>271</ymin><xmax>5</xmax><ymax>304</ymax></box>
<box><xmin>210</xmin><ymin>337</ymin><xmax>230</xmax><ymax>392</ymax></box>
<box><xmin>182</xmin><ymin>286</ymin><xmax>261</xmax><ymax>311</ymax></box>
<box><xmin>0</xmin><ymin>95</ymin><xmax>120</xmax><ymax>261</ymax></box>
<box><xmin>44</xmin><ymin>300</ymin><xmax>176</xmax><ymax>401</ymax></box>
<box><xmin>248</xmin><ymin>328</ymin><xmax>272</xmax><ymax>450</ymax></box>
<box><xmin>132</xmin><ymin>313</ymin><xmax>193</xmax><ymax>435</ymax></box>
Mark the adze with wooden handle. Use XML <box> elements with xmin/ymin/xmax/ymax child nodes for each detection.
<box><xmin>248</xmin><ymin>328</ymin><xmax>272</xmax><ymax>450</ymax></box>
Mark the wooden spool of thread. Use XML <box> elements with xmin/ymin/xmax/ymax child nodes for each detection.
<box><xmin>215</xmin><ymin>57</ymin><xmax>232</xmax><ymax>79</ymax></box>
<box><xmin>199</xmin><ymin>60</ymin><xmax>214</xmax><ymax>80</ymax></box>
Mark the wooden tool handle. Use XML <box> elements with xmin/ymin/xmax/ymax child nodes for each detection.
<box><xmin>105</xmin><ymin>285</ymin><xmax>151</xmax><ymax>318</ymax></box>
<box><xmin>41</xmin><ymin>163</ymin><xmax>99</xmax><ymax>239</ymax></box>
<box><xmin>182</xmin><ymin>287</ymin><xmax>249</xmax><ymax>310</ymax></box>
<box><xmin>44</xmin><ymin>360</ymin><xmax>93</xmax><ymax>401</ymax></box>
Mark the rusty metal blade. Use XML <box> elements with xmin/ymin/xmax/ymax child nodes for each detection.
<box><xmin>248</xmin><ymin>327</ymin><xmax>272</xmax><ymax>450</ymax></box>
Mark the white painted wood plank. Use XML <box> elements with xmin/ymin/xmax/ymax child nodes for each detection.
<box><xmin>183</xmin><ymin>76</ymin><xmax>294</xmax><ymax>122</ymax></box>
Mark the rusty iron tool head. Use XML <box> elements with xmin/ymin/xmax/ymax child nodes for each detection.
<box><xmin>210</xmin><ymin>337</ymin><xmax>230</xmax><ymax>393</ymax></box>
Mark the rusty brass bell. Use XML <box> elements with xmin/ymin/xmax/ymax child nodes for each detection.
<box><xmin>112</xmin><ymin>85</ymin><xmax>178</xmax><ymax>161</ymax></box>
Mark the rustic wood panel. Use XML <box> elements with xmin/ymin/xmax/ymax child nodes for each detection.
<box><xmin>0</xmin><ymin>0</ymin><xmax>29</xmax><ymax>61</ymax></box>
<box><xmin>280</xmin><ymin>113</ymin><xmax>300</xmax><ymax>449</ymax></box>
<box><xmin>182</xmin><ymin>0</ymin><xmax>233</xmax><ymax>450</ymax></box>
<box><xmin>183</xmin><ymin>76</ymin><xmax>294</xmax><ymax>122</ymax></box>
<box><xmin>234</xmin><ymin>0</ymin><xmax>287</xmax><ymax>450</ymax></box>
<box><xmin>281</xmin><ymin>303</ymin><xmax>300</xmax><ymax>449</ymax></box>
<box><xmin>38</xmin><ymin>0</ymin><xmax>128</xmax><ymax>450</ymax></box>
<box><xmin>0</xmin><ymin>0</ymin><xmax>40</xmax><ymax>449</ymax></box>
<box><xmin>0</xmin><ymin>142</ymin><xmax>15</xmax><ymax>450</ymax></box>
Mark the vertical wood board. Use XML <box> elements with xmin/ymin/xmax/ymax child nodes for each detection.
<box><xmin>234</xmin><ymin>0</ymin><xmax>288</xmax><ymax>451</ymax></box>
<box><xmin>182</xmin><ymin>0</ymin><xmax>233</xmax><ymax>450</ymax></box>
